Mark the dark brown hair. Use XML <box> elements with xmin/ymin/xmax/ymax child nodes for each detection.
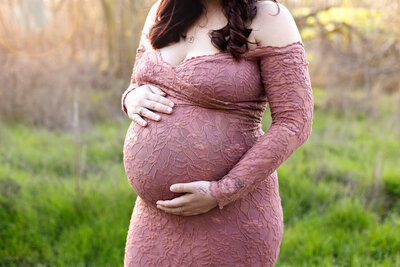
<box><xmin>149</xmin><ymin>0</ymin><xmax>280</xmax><ymax>60</ymax></box>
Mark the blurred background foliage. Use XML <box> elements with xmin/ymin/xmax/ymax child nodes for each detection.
<box><xmin>0</xmin><ymin>0</ymin><xmax>399</xmax><ymax>266</ymax></box>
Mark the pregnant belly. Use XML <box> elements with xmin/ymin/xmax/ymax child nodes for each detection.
<box><xmin>123</xmin><ymin>106</ymin><xmax>261</xmax><ymax>205</ymax></box>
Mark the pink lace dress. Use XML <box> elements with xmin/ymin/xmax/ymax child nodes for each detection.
<box><xmin>121</xmin><ymin>31</ymin><xmax>313</xmax><ymax>267</ymax></box>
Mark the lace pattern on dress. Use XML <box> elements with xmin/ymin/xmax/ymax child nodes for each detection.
<box><xmin>208</xmin><ymin>42</ymin><xmax>314</xmax><ymax>209</ymax></box>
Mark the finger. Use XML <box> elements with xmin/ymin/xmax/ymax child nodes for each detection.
<box><xmin>134</xmin><ymin>106</ymin><xmax>153</xmax><ymax>119</ymax></box>
<box><xmin>136</xmin><ymin>106</ymin><xmax>162</xmax><ymax>121</ymax></box>
<box><xmin>157</xmin><ymin>194</ymin><xmax>190</xmax><ymax>208</ymax></box>
<box><xmin>137</xmin><ymin>105</ymin><xmax>162</xmax><ymax>121</ymax></box>
<box><xmin>158</xmin><ymin>205</ymin><xmax>188</xmax><ymax>216</ymax></box>
<box><xmin>130</xmin><ymin>113</ymin><xmax>147</xmax><ymax>127</ymax></box>
<box><xmin>146</xmin><ymin>93</ymin><xmax>174</xmax><ymax>108</ymax></box>
<box><xmin>148</xmin><ymin>84</ymin><xmax>166</xmax><ymax>96</ymax></box>
<box><xmin>143</xmin><ymin>99</ymin><xmax>172</xmax><ymax>115</ymax></box>
<box><xmin>170</xmin><ymin>183</ymin><xmax>195</xmax><ymax>193</ymax></box>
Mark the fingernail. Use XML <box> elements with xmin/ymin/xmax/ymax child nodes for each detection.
<box><xmin>156</xmin><ymin>115</ymin><xmax>160</xmax><ymax>119</ymax></box>
<box><xmin>169</xmin><ymin>102</ymin><xmax>174</xmax><ymax>107</ymax></box>
<box><xmin>167</xmin><ymin>107</ymin><xmax>172</xmax><ymax>112</ymax></box>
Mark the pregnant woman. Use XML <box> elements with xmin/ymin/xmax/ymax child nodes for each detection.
<box><xmin>121</xmin><ymin>0</ymin><xmax>313</xmax><ymax>266</ymax></box>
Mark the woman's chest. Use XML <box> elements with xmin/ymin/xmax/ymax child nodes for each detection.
<box><xmin>134</xmin><ymin>49</ymin><xmax>266</xmax><ymax>103</ymax></box>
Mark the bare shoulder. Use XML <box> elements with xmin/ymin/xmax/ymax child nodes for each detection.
<box><xmin>142</xmin><ymin>0</ymin><xmax>161</xmax><ymax>34</ymax></box>
<box><xmin>251</xmin><ymin>0</ymin><xmax>302</xmax><ymax>47</ymax></box>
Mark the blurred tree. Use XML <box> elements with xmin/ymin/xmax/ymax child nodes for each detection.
<box><xmin>0</xmin><ymin>0</ymin><xmax>399</xmax><ymax>128</ymax></box>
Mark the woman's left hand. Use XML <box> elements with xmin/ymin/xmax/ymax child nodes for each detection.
<box><xmin>156</xmin><ymin>181</ymin><xmax>218</xmax><ymax>216</ymax></box>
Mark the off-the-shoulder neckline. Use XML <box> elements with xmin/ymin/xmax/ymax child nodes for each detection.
<box><xmin>141</xmin><ymin>31</ymin><xmax>304</xmax><ymax>68</ymax></box>
<box><xmin>246</xmin><ymin>40</ymin><xmax>304</xmax><ymax>52</ymax></box>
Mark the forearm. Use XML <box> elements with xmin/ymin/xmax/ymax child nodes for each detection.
<box><xmin>209</xmin><ymin>104</ymin><xmax>313</xmax><ymax>210</ymax></box>
<box><xmin>121</xmin><ymin>40</ymin><xmax>146</xmax><ymax>117</ymax></box>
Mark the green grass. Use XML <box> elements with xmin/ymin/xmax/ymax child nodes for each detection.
<box><xmin>0</xmin><ymin>92</ymin><xmax>399</xmax><ymax>266</ymax></box>
<box><xmin>0</xmin><ymin>120</ymin><xmax>135</xmax><ymax>266</ymax></box>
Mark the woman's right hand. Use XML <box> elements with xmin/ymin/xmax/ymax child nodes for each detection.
<box><xmin>125</xmin><ymin>84</ymin><xmax>174</xmax><ymax>127</ymax></box>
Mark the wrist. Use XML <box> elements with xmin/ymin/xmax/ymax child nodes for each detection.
<box><xmin>121</xmin><ymin>84</ymin><xmax>138</xmax><ymax>116</ymax></box>
<box><xmin>209</xmin><ymin>180</ymin><xmax>226</xmax><ymax>210</ymax></box>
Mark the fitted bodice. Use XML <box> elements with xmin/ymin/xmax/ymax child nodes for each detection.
<box><xmin>133</xmin><ymin>32</ymin><xmax>274</xmax><ymax>127</ymax></box>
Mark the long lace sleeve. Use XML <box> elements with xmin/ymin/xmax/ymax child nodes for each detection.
<box><xmin>208</xmin><ymin>41</ymin><xmax>314</xmax><ymax>210</ymax></box>
<box><xmin>121</xmin><ymin>32</ymin><xmax>147</xmax><ymax>117</ymax></box>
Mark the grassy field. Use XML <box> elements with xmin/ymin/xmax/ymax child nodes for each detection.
<box><xmin>0</xmin><ymin>89</ymin><xmax>399</xmax><ymax>266</ymax></box>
